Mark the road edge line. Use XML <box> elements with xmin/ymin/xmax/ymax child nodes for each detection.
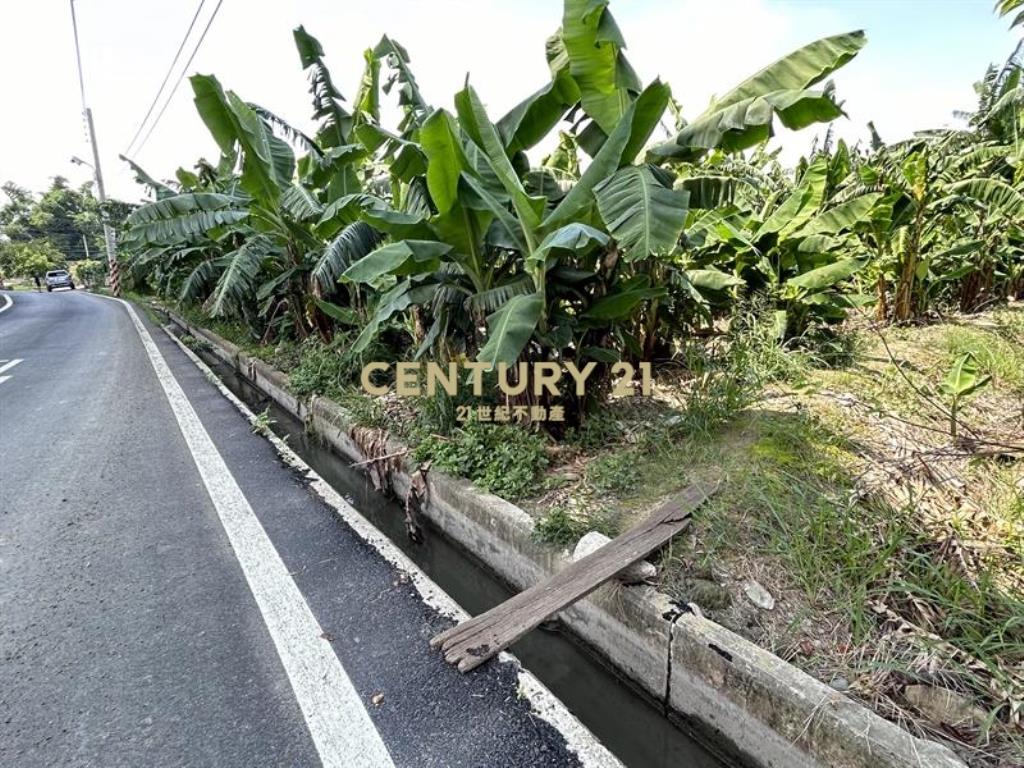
<box><xmin>99</xmin><ymin>293</ymin><xmax>396</xmax><ymax>768</ymax></box>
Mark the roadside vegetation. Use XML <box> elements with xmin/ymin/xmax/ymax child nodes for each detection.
<box><xmin>527</xmin><ymin>306</ymin><xmax>1023</xmax><ymax>767</ymax></box>
<box><xmin>0</xmin><ymin>177</ymin><xmax>128</xmax><ymax>287</ymax></box>
<box><xmin>108</xmin><ymin>1</ymin><xmax>1024</xmax><ymax>763</ymax></box>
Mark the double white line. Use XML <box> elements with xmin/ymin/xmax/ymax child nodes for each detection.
<box><xmin>114</xmin><ymin>297</ymin><xmax>395</xmax><ymax>768</ymax></box>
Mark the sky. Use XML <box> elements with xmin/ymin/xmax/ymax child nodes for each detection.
<box><xmin>0</xmin><ymin>0</ymin><xmax>1018</xmax><ymax>204</ymax></box>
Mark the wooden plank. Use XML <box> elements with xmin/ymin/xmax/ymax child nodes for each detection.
<box><xmin>431</xmin><ymin>473</ymin><xmax>722</xmax><ymax>672</ymax></box>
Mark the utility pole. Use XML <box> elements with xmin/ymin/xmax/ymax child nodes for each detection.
<box><xmin>69</xmin><ymin>0</ymin><xmax>120</xmax><ymax>296</ymax></box>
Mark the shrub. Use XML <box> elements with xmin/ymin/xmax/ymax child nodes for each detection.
<box><xmin>564</xmin><ymin>411</ymin><xmax>621</xmax><ymax>451</ymax></box>
<box><xmin>179</xmin><ymin>333</ymin><xmax>210</xmax><ymax>354</ymax></box>
<box><xmin>288</xmin><ymin>338</ymin><xmax>362</xmax><ymax>400</ymax></box>
<box><xmin>413</xmin><ymin>419</ymin><xmax>548</xmax><ymax>500</ymax></box>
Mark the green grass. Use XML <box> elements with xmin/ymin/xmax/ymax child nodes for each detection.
<box><xmin>547</xmin><ymin>368</ymin><xmax>1022</xmax><ymax>729</ymax></box>
<box><xmin>287</xmin><ymin>338</ymin><xmax>360</xmax><ymax>400</ymax></box>
<box><xmin>413</xmin><ymin>419</ymin><xmax>549</xmax><ymax>500</ymax></box>
<box><xmin>941</xmin><ymin>324</ymin><xmax>1024</xmax><ymax>396</ymax></box>
<box><xmin>119</xmin><ymin>290</ymin><xmax>165</xmax><ymax>326</ymax></box>
<box><xmin>534</xmin><ymin>505</ymin><xmax>622</xmax><ymax>547</ymax></box>
<box><xmin>565</xmin><ymin>411</ymin><xmax>622</xmax><ymax>451</ymax></box>
<box><xmin>809</xmin><ymin>309</ymin><xmax>1024</xmax><ymax>428</ymax></box>
<box><xmin>584</xmin><ymin>450</ymin><xmax>642</xmax><ymax>495</ymax></box>
<box><xmin>178</xmin><ymin>332</ymin><xmax>212</xmax><ymax>355</ymax></box>
<box><xmin>171</xmin><ymin>302</ymin><xmax>267</xmax><ymax>358</ymax></box>
<box><xmin>707</xmin><ymin>411</ymin><xmax>1022</xmax><ymax>714</ymax></box>
<box><xmin>736</xmin><ymin>417</ymin><xmax>902</xmax><ymax>637</ymax></box>
<box><xmin>332</xmin><ymin>387</ymin><xmax>388</xmax><ymax>429</ymax></box>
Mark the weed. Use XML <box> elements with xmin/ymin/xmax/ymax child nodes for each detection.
<box><xmin>797</xmin><ymin>325</ymin><xmax>861</xmax><ymax>369</ymax></box>
<box><xmin>332</xmin><ymin>387</ymin><xmax>388</xmax><ymax>429</ymax></box>
<box><xmin>401</xmin><ymin>385</ymin><xmax>477</xmax><ymax>440</ymax></box>
<box><xmin>413</xmin><ymin>419</ymin><xmax>548</xmax><ymax>500</ymax></box>
<box><xmin>584</xmin><ymin>450</ymin><xmax>642</xmax><ymax>495</ymax></box>
<box><xmin>179</xmin><ymin>333</ymin><xmax>211</xmax><ymax>354</ymax></box>
<box><xmin>671</xmin><ymin>308</ymin><xmax>807</xmax><ymax>438</ymax></box>
<box><xmin>993</xmin><ymin>305</ymin><xmax>1024</xmax><ymax>346</ymax></box>
<box><xmin>730</xmin><ymin>303</ymin><xmax>812</xmax><ymax>385</ymax></box>
<box><xmin>251</xmin><ymin>407</ymin><xmax>275</xmax><ymax>437</ymax></box>
<box><xmin>269</xmin><ymin>340</ymin><xmax>303</xmax><ymax>372</ymax></box>
<box><xmin>942</xmin><ymin>325</ymin><xmax>1023</xmax><ymax>396</ymax></box>
<box><xmin>175</xmin><ymin>303</ymin><xmax>259</xmax><ymax>353</ymax></box>
<box><xmin>730</xmin><ymin>409</ymin><xmax>1024</xmax><ymax>709</ymax></box>
<box><xmin>533</xmin><ymin>505</ymin><xmax>621</xmax><ymax>547</ymax></box>
<box><xmin>123</xmin><ymin>291</ymin><xmax>165</xmax><ymax>326</ymax></box>
<box><xmin>565</xmin><ymin>411</ymin><xmax>622</xmax><ymax>451</ymax></box>
<box><xmin>288</xmin><ymin>338</ymin><xmax>363</xmax><ymax>400</ymax></box>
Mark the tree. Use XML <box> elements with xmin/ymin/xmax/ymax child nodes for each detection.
<box><xmin>0</xmin><ymin>239</ymin><xmax>63</xmax><ymax>279</ymax></box>
<box><xmin>73</xmin><ymin>259</ymin><xmax>107</xmax><ymax>287</ymax></box>
<box><xmin>0</xmin><ymin>178</ymin><xmax>131</xmax><ymax>263</ymax></box>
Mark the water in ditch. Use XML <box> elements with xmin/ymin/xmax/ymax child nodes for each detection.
<box><xmin>197</xmin><ymin>350</ymin><xmax>736</xmax><ymax>768</ymax></box>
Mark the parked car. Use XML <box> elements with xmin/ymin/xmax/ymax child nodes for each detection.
<box><xmin>45</xmin><ymin>270</ymin><xmax>75</xmax><ymax>291</ymax></box>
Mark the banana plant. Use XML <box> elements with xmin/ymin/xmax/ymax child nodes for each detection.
<box><xmin>997</xmin><ymin>0</ymin><xmax>1024</xmax><ymax>29</ymax></box>
<box><xmin>341</xmin><ymin>77</ymin><xmax>672</xmax><ymax>367</ymax></box>
<box><xmin>939</xmin><ymin>352</ymin><xmax>991</xmax><ymax>439</ymax></box>
<box><xmin>124</xmin><ymin>28</ymin><xmax>384</xmax><ymax>342</ymax></box>
<box><xmin>119</xmin><ymin>0</ymin><xmax>881</xmax><ymax>414</ymax></box>
<box><xmin>683</xmin><ymin>151</ymin><xmax>887</xmax><ymax>336</ymax></box>
<box><xmin>837</xmin><ymin>126</ymin><xmax>1024</xmax><ymax>321</ymax></box>
<box><xmin>648</xmin><ymin>31</ymin><xmax>867</xmax><ymax>163</ymax></box>
<box><xmin>340</xmin><ymin>0</ymin><xmax>868</xmax><ymax>366</ymax></box>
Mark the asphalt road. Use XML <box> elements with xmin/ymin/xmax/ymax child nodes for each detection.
<box><xmin>0</xmin><ymin>289</ymin><xmax>615</xmax><ymax>768</ymax></box>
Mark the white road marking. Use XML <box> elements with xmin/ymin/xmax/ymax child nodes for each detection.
<box><xmin>0</xmin><ymin>358</ymin><xmax>22</xmax><ymax>385</ymax></box>
<box><xmin>0</xmin><ymin>293</ymin><xmax>12</xmax><ymax>314</ymax></box>
<box><xmin>0</xmin><ymin>359</ymin><xmax>23</xmax><ymax>375</ymax></box>
<box><xmin>110</xmin><ymin>298</ymin><xmax>395</xmax><ymax>768</ymax></box>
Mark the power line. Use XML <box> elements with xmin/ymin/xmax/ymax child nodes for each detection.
<box><xmin>130</xmin><ymin>0</ymin><xmax>225</xmax><ymax>159</ymax></box>
<box><xmin>123</xmin><ymin>0</ymin><xmax>206</xmax><ymax>157</ymax></box>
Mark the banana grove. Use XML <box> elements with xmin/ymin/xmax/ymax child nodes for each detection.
<box><xmin>121</xmin><ymin>0</ymin><xmax>1024</xmax><ymax>420</ymax></box>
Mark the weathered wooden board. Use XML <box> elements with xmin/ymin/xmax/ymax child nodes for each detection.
<box><xmin>431</xmin><ymin>473</ymin><xmax>722</xmax><ymax>672</ymax></box>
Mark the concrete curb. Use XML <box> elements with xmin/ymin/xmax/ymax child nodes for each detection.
<box><xmin>165</xmin><ymin>308</ymin><xmax>966</xmax><ymax>768</ymax></box>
